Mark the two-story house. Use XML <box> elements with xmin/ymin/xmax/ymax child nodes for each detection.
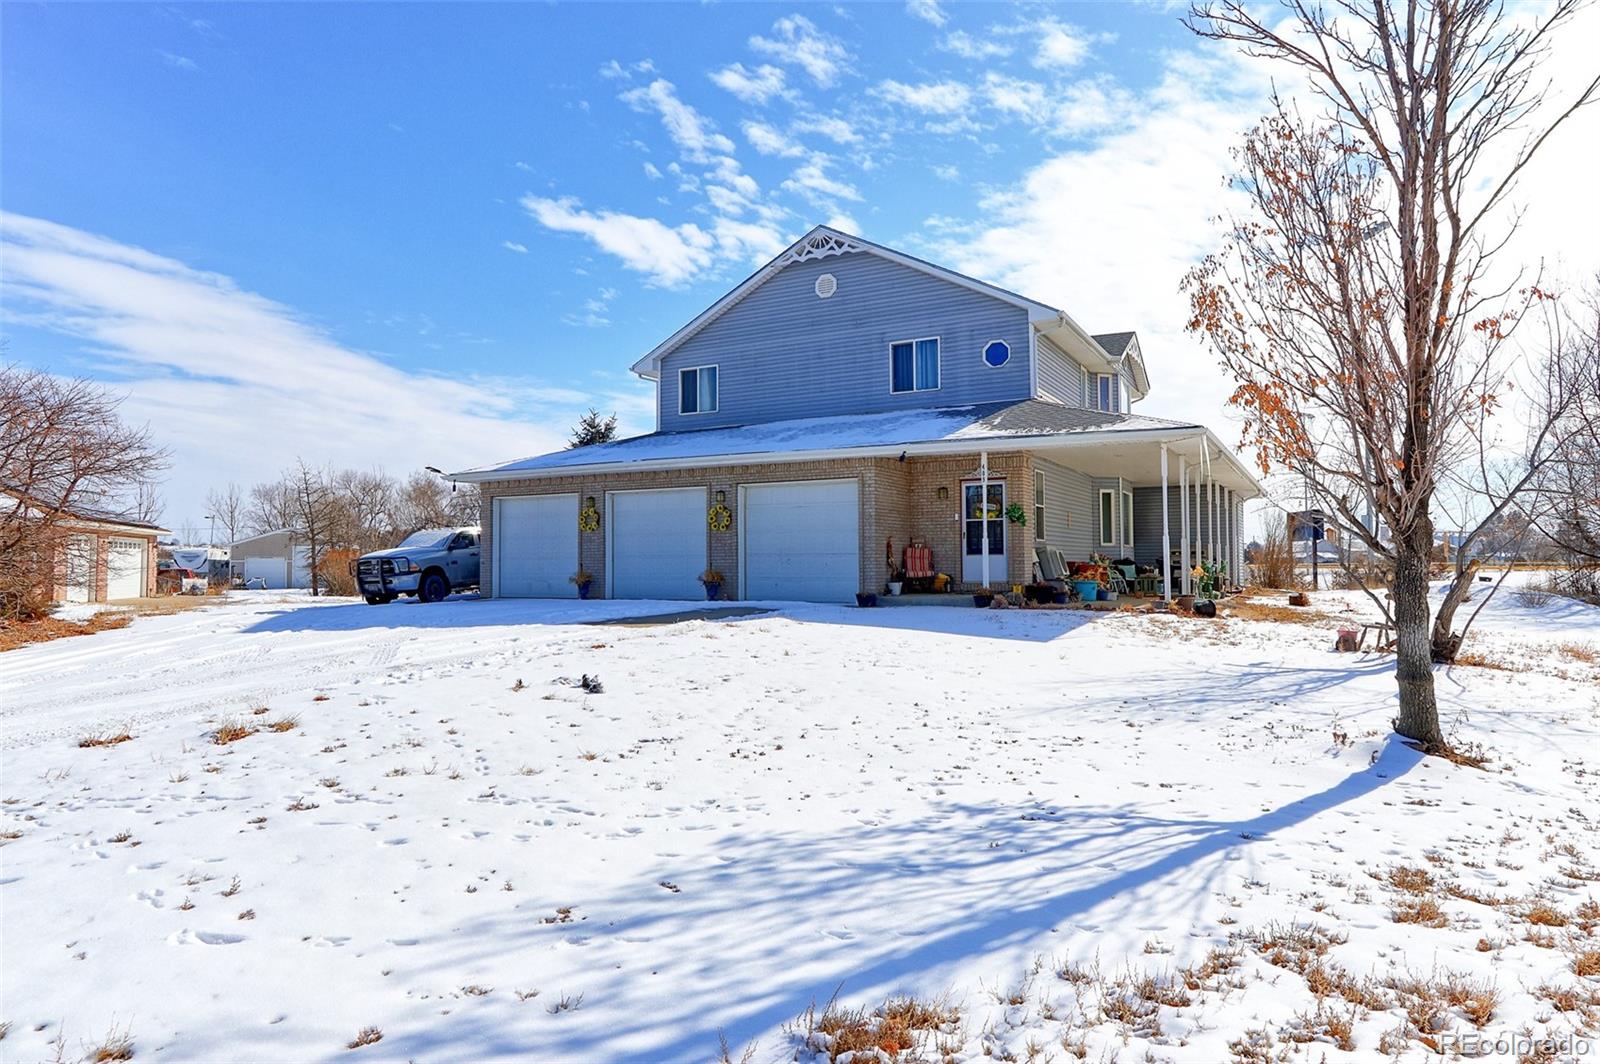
<box><xmin>454</xmin><ymin>226</ymin><xmax>1260</xmax><ymax>602</ymax></box>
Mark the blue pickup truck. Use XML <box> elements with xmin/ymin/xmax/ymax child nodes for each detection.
<box><xmin>355</xmin><ymin>526</ymin><xmax>480</xmax><ymax>605</ymax></box>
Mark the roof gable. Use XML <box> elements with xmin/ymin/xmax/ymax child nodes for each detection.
<box><xmin>630</xmin><ymin>225</ymin><xmax>1061</xmax><ymax>380</ymax></box>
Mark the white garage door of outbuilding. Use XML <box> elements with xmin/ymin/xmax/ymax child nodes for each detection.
<box><xmin>741</xmin><ymin>479</ymin><xmax>860</xmax><ymax>603</ymax></box>
<box><xmin>494</xmin><ymin>494</ymin><xmax>578</xmax><ymax>598</ymax></box>
<box><xmin>106</xmin><ymin>538</ymin><xmax>147</xmax><ymax>600</ymax></box>
<box><xmin>241</xmin><ymin>556</ymin><xmax>286</xmax><ymax>589</ymax></box>
<box><xmin>608</xmin><ymin>487</ymin><xmax>705</xmax><ymax>600</ymax></box>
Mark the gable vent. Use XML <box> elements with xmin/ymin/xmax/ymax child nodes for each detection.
<box><xmin>815</xmin><ymin>273</ymin><xmax>837</xmax><ymax>299</ymax></box>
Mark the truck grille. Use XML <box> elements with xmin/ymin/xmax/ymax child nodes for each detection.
<box><xmin>357</xmin><ymin>559</ymin><xmax>395</xmax><ymax>579</ymax></box>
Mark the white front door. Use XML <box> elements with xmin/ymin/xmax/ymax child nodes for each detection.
<box><xmin>106</xmin><ymin>538</ymin><xmax>146</xmax><ymax>600</ymax></box>
<box><xmin>961</xmin><ymin>482</ymin><xmax>1007</xmax><ymax>585</ymax></box>
<box><xmin>64</xmin><ymin>534</ymin><xmax>95</xmax><ymax>603</ymax></box>
<box><xmin>495</xmin><ymin>494</ymin><xmax>578</xmax><ymax>598</ymax></box>
<box><xmin>608</xmin><ymin>487</ymin><xmax>705</xmax><ymax>600</ymax></box>
<box><xmin>742</xmin><ymin>479</ymin><xmax>859</xmax><ymax>602</ymax></box>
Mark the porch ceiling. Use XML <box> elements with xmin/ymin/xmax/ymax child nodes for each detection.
<box><xmin>1032</xmin><ymin>433</ymin><xmax>1258</xmax><ymax>496</ymax></box>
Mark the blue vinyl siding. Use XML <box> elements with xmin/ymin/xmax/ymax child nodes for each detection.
<box><xmin>656</xmin><ymin>253</ymin><xmax>1033</xmax><ymax>431</ymax></box>
<box><xmin>1036</xmin><ymin>336</ymin><xmax>1084</xmax><ymax>405</ymax></box>
<box><xmin>1034</xmin><ymin>456</ymin><xmax>1095</xmax><ymax>561</ymax></box>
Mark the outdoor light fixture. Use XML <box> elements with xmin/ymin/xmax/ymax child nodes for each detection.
<box><xmin>937</xmin><ymin>485</ymin><xmax>948</xmax><ymax>500</ymax></box>
<box><xmin>715</xmin><ymin>490</ymin><xmax>726</xmax><ymax>504</ymax></box>
<box><xmin>585</xmin><ymin>496</ymin><xmax>596</xmax><ymax>508</ymax></box>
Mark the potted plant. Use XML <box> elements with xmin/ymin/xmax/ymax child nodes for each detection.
<box><xmin>699</xmin><ymin>568</ymin><xmax>725</xmax><ymax>601</ymax></box>
<box><xmin>569</xmin><ymin>570</ymin><xmax>594</xmax><ymax>599</ymax></box>
<box><xmin>971</xmin><ymin>586</ymin><xmax>995</xmax><ymax>608</ymax></box>
<box><xmin>886</xmin><ymin>564</ymin><xmax>904</xmax><ymax>596</ymax></box>
<box><xmin>1004</xmin><ymin>502</ymin><xmax>1028</xmax><ymax>527</ymax></box>
<box><xmin>855</xmin><ymin>590</ymin><xmax>878</xmax><ymax>608</ymax></box>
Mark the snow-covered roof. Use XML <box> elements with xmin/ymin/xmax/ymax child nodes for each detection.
<box><xmin>455</xmin><ymin>400</ymin><xmax>1217</xmax><ymax>483</ymax></box>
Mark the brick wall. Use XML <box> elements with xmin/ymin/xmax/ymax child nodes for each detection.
<box><xmin>478</xmin><ymin>449</ymin><xmax>1035</xmax><ymax>599</ymax></box>
<box><xmin>47</xmin><ymin>528</ymin><xmax>160</xmax><ymax>603</ymax></box>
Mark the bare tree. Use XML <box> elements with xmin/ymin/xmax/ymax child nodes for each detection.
<box><xmin>205</xmin><ymin>483</ymin><xmax>248</xmax><ymax>547</ymax></box>
<box><xmin>328</xmin><ymin>469</ymin><xmax>396</xmax><ymax>556</ymax></box>
<box><xmin>0</xmin><ymin>366</ymin><xmax>168</xmax><ymax>618</ymax></box>
<box><xmin>286</xmin><ymin>461</ymin><xmax>336</xmax><ymax>597</ymax></box>
<box><xmin>1183</xmin><ymin>0</ymin><xmax>1597</xmax><ymax>750</ymax></box>
<box><xmin>1531</xmin><ymin>282</ymin><xmax>1600</xmax><ymax>595</ymax></box>
<box><xmin>246</xmin><ymin>479</ymin><xmax>296</xmax><ymax>536</ymax></box>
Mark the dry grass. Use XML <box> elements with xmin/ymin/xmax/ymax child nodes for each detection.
<box><xmin>211</xmin><ymin>719</ymin><xmax>256</xmax><ymax>745</ymax></box>
<box><xmin>1387</xmin><ymin>865</ymin><xmax>1435</xmax><ymax>894</ymax></box>
<box><xmin>78</xmin><ymin>729</ymin><xmax>134</xmax><ymax>748</ymax></box>
<box><xmin>266</xmin><ymin>715</ymin><xmax>300</xmax><ymax>733</ymax></box>
<box><xmin>1392</xmin><ymin>897</ymin><xmax>1449</xmax><ymax>927</ymax></box>
<box><xmin>1452</xmin><ymin>650</ymin><xmax>1516</xmax><ymax>671</ymax></box>
<box><xmin>1222</xmin><ymin>594</ymin><xmax>1340</xmax><ymax>627</ymax></box>
<box><xmin>0</xmin><ymin>611</ymin><xmax>132</xmax><ymax>652</ymax></box>
<box><xmin>1525</xmin><ymin>901</ymin><xmax>1568</xmax><ymax>927</ymax></box>
<box><xmin>791</xmin><ymin>995</ymin><xmax>960</xmax><ymax>1062</ymax></box>
<box><xmin>1572</xmin><ymin>948</ymin><xmax>1600</xmax><ymax>978</ymax></box>
<box><xmin>345</xmin><ymin>1027</ymin><xmax>382</xmax><ymax>1050</ymax></box>
<box><xmin>89</xmin><ymin>1028</ymin><xmax>135</xmax><ymax>1061</ymax></box>
<box><xmin>1558</xmin><ymin>641</ymin><xmax>1597</xmax><ymax>663</ymax></box>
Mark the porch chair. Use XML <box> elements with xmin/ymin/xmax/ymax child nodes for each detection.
<box><xmin>903</xmin><ymin>540</ymin><xmax>936</xmax><ymax>592</ymax></box>
<box><xmin>1035</xmin><ymin>546</ymin><xmax>1068</xmax><ymax>587</ymax></box>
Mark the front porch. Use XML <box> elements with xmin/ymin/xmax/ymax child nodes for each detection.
<box><xmin>874</xmin><ymin>435</ymin><xmax>1254</xmax><ymax>602</ymax></box>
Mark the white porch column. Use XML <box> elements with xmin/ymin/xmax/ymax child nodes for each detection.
<box><xmin>1178</xmin><ymin>455</ymin><xmax>1190</xmax><ymax>594</ymax></box>
<box><xmin>979</xmin><ymin>449</ymin><xmax>990</xmax><ymax>589</ymax></box>
<box><xmin>1160</xmin><ymin>444</ymin><xmax>1172</xmax><ymax>601</ymax></box>
<box><xmin>1193</xmin><ymin>465</ymin><xmax>1203</xmax><ymax>578</ymax></box>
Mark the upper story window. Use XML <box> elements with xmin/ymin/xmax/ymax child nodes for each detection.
<box><xmin>983</xmin><ymin>340</ymin><xmax>1010</xmax><ymax>368</ymax></box>
<box><xmin>679</xmin><ymin>365</ymin><xmax>719</xmax><ymax>415</ymax></box>
<box><xmin>890</xmin><ymin>337</ymin><xmax>940</xmax><ymax>393</ymax></box>
<box><xmin>1096</xmin><ymin>373</ymin><xmax>1113</xmax><ymax>412</ymax></box>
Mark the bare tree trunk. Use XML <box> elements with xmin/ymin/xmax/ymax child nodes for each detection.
<box><xmin>1393</xmin><ymin>534</ymin><xmax>1444</xmax><ymax>748</ymax></box>
<box><xmin>1430</xmin><ymin>557</ymin><xmax>1482</xmax><ymax>661</ymax></box>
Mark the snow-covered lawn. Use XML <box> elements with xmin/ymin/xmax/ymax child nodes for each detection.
<box><xmin>2</xmin><ymin>583</ymin><xmax>1598</xmax><ymax>1063</ymax></box>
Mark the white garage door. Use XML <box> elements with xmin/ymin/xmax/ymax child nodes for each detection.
<box><xmin>106</xmin><ymin>538</ymin><xmax>146</xmax><ymax>600</ymax></box>
<box><xmin>609</xmin><ymin>488</ymin><xmax>704</xmax><ymax>600</ymax></box>
<box><xmin>743</xmin><ymin>480</ymin><xmax>859</xmax><ymax>603</ymax></box>
<box><xmin>64</xmin><ymin>534</ymin><xmax>95</xmax><ymax>603</ymax></box>
<box><xmin>495</xmin><ymin>494</ymin><xmax>578</xmax><ymax>598</ymax></box>
<box><xmin>290</xmin><ymin>546</ymin><xmax>313</xmax><ymax>589</ymax></box>
<box><xmin>241</xmin><ymin>557</ymin><xmax>286</xmax><ymax>588</ymax></box>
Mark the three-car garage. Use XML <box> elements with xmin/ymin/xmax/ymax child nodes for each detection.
<box><xmin>488</xmin><ymin>477</ymin><xmax>862</xmax><ymax>603</ymax></box>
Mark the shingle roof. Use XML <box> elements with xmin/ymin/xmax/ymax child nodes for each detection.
<box><xmin>1091</xmin><ymin>331</ymin><xmax>1137</xmax><ymax>358</ymax></box>
<box><xmin>458</xmin><ymin>399</ymin><xmax>1201</xmax><ymax>480</ymax></box>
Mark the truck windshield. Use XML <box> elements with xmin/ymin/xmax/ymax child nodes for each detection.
<box><xmin>395</xmin><ymin>528</ymin><xmax>455</xmax><ymax>550</ymax></box>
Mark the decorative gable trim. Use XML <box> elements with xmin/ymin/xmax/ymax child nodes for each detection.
<box><xmin>783</xmin><ymin>230</ymin><xmax>865</xmax><ymax>264</ymax></box>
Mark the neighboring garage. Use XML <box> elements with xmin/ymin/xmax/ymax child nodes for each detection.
<box><xmin>741</xmin><ymin>479</ymin><xmax>860</xmax><ymax>603</ymax></box>
<box><xmin>231</xmin><ymin>530</ymin><xmax>312</xmax><ymax>589</ymax></box>
<box><xmin>607</xmin><ymin>487</ymin><xmax>705</xmax><ymax>599</ymax></box>
<box><xmin>493</xmin><ymin>494</ymin><xmax>577</xmax><ymax>597</ymax></box>
<box><xmin>106</xmin><ymin>537</ymin><xmax>149</xmax><ymax>601</ymax></box>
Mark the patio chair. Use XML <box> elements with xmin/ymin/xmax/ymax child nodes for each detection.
<box><xmin>1107</xmin><ymin>565</ymin><xmax>1131</xmax><ymax>596</ymax></box>
<box><xmin>1035</xmin><ymin>545</ymin><xmax>1069</xmax><ymax>587</ymax></box>
<box><xmin>903</xmin><ymin>540</ymin><xmax>935</xmax><ymax>592</ymax></box>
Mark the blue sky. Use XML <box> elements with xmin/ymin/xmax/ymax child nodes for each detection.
<box><xmin>4</xmin><ymin>1</ymin><xmax>1597</xmax><ymax>535</ymax></box>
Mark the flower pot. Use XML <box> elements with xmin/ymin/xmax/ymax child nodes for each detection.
<box><xmin>855</xmin><ymin>592</ymin><xmax>878</xmax><ymax>608</ymax></box>
<box><xmin>575</xmin><ymin>582</ymin><xmax>592</xmax><ymax>600</ymax></box>
<box><xmin>1071</xmin><ymin>580</ymin><xmax>1099</xmax><ymax>602</ymax></box>
<box><xmin>972</xmin><ymin>593</ymin><xmax>991</xmax><ymax>607</ymax></box>
<box><xmin>1099</xmin><ymin>588</ymin><xmax>1116</xmax><ymax>601</ymax></box>
<box><xmin>887</xmin><ymin>581</ymin><xmax>903</xmax><ymax>596</ymax></box>
<box><xmin>1176</xmin><ymin>594</ymin><xmax>1196</xmax><ymax>611</ymax></box>
<box><xmin>1052</xmin><ymin>590</ymin><xmax>1069</xmax><ymax>605</ymax></box>
<box><xmin>703</xmin><ymin>581</ymin><xmax>722</xmax><ymax>601</ymax></box>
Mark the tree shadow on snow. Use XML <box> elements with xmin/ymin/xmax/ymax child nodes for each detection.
<box><xmin>371</xmin><ymin>738</ymin><xmax>1420</xmax><ymax>1063</ymax></box>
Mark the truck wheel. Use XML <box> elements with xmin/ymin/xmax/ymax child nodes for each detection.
<box><xmin>418</xmin><ymin>571</ymin><xmax>449</xmax><ymax>603</ymax></box>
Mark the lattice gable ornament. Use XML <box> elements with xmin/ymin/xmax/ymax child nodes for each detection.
<box><xmin>779</xmin><ymin>231</ymin><xmax>865</xmax><ymax>266</ymax></box>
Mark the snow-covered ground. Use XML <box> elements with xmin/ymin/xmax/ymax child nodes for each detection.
<box><xmin>2</xmin><ymin>580</ymin><xmax>1597</xmax><ymax>1063</ymax></box>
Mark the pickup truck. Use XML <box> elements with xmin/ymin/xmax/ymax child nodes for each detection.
<box><xmin>355</xmin><ymin>526</ymin><xmax>481</xmax><ymax>605</ymax></box>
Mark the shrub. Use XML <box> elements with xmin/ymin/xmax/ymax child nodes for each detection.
<box><xmin>317</xmin><ymin>549</ymin><xmax>359</xmax><ymax>597</ymax></box>
<box><xmin>211</xmin><ymin>719</ymin><xmax>256</xmax><ymax>745</ymax></box>
<box><xmin>1250</xmin><ymin>526</ymin><xmax>1298</xmax><ymax>589</ymax></box>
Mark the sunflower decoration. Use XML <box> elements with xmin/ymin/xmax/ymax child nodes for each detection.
<box><xmin>577</xmin><ymin>500</ymin><xmax>601</xmax><ymax>533</ymax></box>
<box><xmin>707</xmin><ymin>501</ymin><xmax>733</xmax><ymax>533</ymax></box>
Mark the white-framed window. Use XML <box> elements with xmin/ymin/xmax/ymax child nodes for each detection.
<box><xmin>1098</xmin><ymin>489</ymin><xmax>1115</xmax><ymax>546</ymax></box>
<box><xmin>890</xmin><ymin>337</ymin><xmax>940</xmax><ymax>393</ymax></box>
<box><xmin>1034</xmin><ymin>470</ymin><xmax>1046</xmax><ymax>540</ymax></box>
<box><xmin>679</xmin><ymin>365</ymin><xmax>719</xmax><ymax>415</ymax></box>
<box><xmin>1095</xmin><ymin>373</ymin><xmax>1115</xmax><ymax>413</ymax></box>
<box><xmin>982</xmin><ymin>339</ymin><xmax>1010</xmax><ymax>368</ymax></box>
<box><xmin>1121</xmin><ymin>490</ymin><xmax>1133</xmax><ymax>547</ymax></box>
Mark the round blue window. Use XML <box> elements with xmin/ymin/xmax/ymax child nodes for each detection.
<box><xmin>983</xmin><ymin>340</ymin><xmax>1010</xmax><ymax>367</ymax></box>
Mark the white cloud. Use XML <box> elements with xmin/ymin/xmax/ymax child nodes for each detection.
<box><xmin>981</xmin><ymin>73</ymin><xmax>1048</xmax><ymax>120</ymax></box>
<box><xmin>875</xmin><ymin>79</ymin><xmax>973</xmax><ymax>115</ymax></box>
<box><xmin>743</xmin><ymin>121</ymin><xmax>805</xmax><ymax>158</ymax></box>
<box><xmin>1031</xmin><ymin>19</ymin><xmax>1100</xmax><ymax>68</ymax></box>
<box><xmin>906</xmin><ymin>0</ymin><xmax>946</xmax><ymax>27</ymax></box>
<box><xmin>708</xmin><ymin>62</ymin><xmax>790</xmax><ymax>105</ymax></box>
<box><xmin>750</xmin><ymin>14</ymin><xmax>852</xmax><ymax>88</ymax></box>
<box><xmin>792</xmin><ymin>113</ymin><xmax>862</xmax><ymax>145</ymax></box>
<box><xmin>782</xmin><ymin>154</ymin><xmax>862</xmax><ymax>205</ymax></box>
<box><xmin>620</xmin><ymin>79</ymin><xmax>735</xmax><ymax>163</ymax></box>
<box><xmin>642</xmin><ymin>162</ymin><xmax>663</xmax><ymax>180</ymax></box>
<box><xmin>931</xmin><ymin>163</ymin><xmax>960</xmax><ymax>181</ymax></box>
<box><xmin>522</xmin><ymin>196</ymin><xmax>715</xmax><ymax>287</ymax></box>
<box><xmin>0</xmin><ymin>212</ymin><xmax>638</xmax><ymax>526</ymax></box>
<box><xmin>501</xmin><ymin>240</ymin><xmax>528</xmax><ymax>253</ymax></box>
<box><xmin>157</xmin><ymin>50</ymin><xmax>198</xmax><ymax>71</ymax></box>
<box><xmin>941</xmin><ymin>31</ymin><xmax>1011</xmax><ymax>60</ymax></box>
<box><xmin>564</xmin><ymin>286</ymin><xmax>619</xmax><ymax>328</ymax></box>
